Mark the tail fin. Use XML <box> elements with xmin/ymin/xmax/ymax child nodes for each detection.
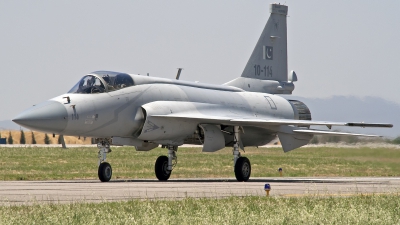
<box><xmin>225</xmin><ymin>4</ymin><xmax>295</xmax><ymax>94</ymax></box>
<box><xmin>241</xmin><ymin>4</ymin><xmax>288</xmax><ymax>81</ymax></box>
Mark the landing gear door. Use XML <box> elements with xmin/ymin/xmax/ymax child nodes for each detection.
<box><xmin>199</xmin><ymin>124</ymin><xmax>225</xmax><ymax>152</ymax></box>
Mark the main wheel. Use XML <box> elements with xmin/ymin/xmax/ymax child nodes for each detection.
<box><xmin>234</xmin><ymin>157</ymin><xmax>251</xmax><ymax>181</ymax></box>
<box><xmin>155</xmin><ymin>156</ymin><xmax>171</xmax><ymax>181</ymax></box>
<box><xmin>98</xmin><ymin>162</ymin><xmax>112</xmax><ymax>182</ymax></box>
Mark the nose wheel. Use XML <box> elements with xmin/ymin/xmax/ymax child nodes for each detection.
<box><xmin>98</xmin><ymin>162</ymin><xmax>112</xmax><ymax>182</ymax></box>
<box><xmin>155</xmin><ymin>156</ymin><xmax>171</xmax><ymax>180</ymax></box>
<box><xmin>155</xmin><ymin>145</ymin><xmax>177</xmax><ymax>181</ymax></box>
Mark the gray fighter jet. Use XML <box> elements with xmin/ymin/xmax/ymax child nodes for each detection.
<box><xmin>13</xmin><ymin>4</ymin><xmax>392</xmax><ymax>182</ymax></box>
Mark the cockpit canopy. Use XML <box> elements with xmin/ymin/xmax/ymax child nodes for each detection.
<box><xmin>68</xmin><ymin>71</ymin><xmax>134</xmax><ymax>94</ymax></box>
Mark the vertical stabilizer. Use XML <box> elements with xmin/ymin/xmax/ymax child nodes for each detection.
<box><xmin>241</xmin><ymin>4</ymin><xmax>288</xmax><ymax>82</ymax></box>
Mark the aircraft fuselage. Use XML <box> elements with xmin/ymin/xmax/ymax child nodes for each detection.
<box><xmin>42</xmin><ymin>77</ymin><xmax>295</xmax><ymax>147</ymax></box>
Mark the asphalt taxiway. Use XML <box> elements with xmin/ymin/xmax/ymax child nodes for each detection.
<box><xmin>0</xmin><ymin>177</ymin><xmax>399</xmax><ymax>205</ymax></box>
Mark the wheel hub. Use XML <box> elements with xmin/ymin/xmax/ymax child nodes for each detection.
<box><xmin>242</xmin><ymin>163</ymin><xmax>250</xmax><ymax>177</ymax></box>
<box><xmin>105</xmin><ymin>167</ymin><xmax>111</xmax><ymax>178</ymax></box>
<box><xmin>162</xmin><ymin>161</ymin><xmax>170</xmax><ymax>176</ymax></box>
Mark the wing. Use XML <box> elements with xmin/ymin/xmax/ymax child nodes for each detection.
<box><xmin>151</xmin><ymin>112</ymin><xmax>391</xmax><ymax>132</ymax></box>
<box><xmin>142</xmin><ymin>101</ymin><xmax>392</xmax><ymax>151</ymax></box>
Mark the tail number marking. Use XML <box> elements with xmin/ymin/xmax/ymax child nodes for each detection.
<box><xmin>254</xmin><ymin>65</ymin><xmax>272</xmax><ymax>77</ymax></box>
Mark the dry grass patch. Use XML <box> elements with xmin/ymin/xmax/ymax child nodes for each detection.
<box><xmin>0</xmin><ymin>130</ymin><xmax>91</xmax><ymax>144</ymax></box>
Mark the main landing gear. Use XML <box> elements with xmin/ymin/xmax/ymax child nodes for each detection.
<box><xmin>155</xmin><ymin>145</ymin><xmax>177</xmax><ymax>181</ymax></box>
<box><xmin>153</xmin><ymin>126</ymin><xmax>251</xmax><ymax>182</ymax></box>
<box><xmin>94</xmin><ymin>131</ymin><xmax>249</xmax><ymax>182</ymax></box>
<box><xmin>97</xmin><ymin>139</ymin><xmax>112</xmax><ymax>182</ymax></box>
<box><xmin>233</xmin><ymin>126</ymin><xmax>251</xmax><ymax>181</ymax></box>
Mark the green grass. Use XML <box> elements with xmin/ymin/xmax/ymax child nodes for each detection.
<box><xmin>1</xmin><ymin>146</ymin><xmax>400</xmax><ymax>224</ymax></box>
<box><xmin>1</xmin><ymin>146</ymin><xmax>400</xmax><ymax>180</ymax></box>
<box><xmin>0</xmin><ymin>195</ymin><xmax>399</xmax><ymax>224</ymax></box>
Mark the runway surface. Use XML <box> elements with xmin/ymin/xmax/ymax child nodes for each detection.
<box><xmin>0</xmin><ymin>177</ymin><xmax>399</xmax><ymax>205</ymax></box>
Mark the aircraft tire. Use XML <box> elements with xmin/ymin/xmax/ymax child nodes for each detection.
<box><xmin>234</xmin><ymin>157</ymin><xmax>251</xmax><ymax>182</ymax></box>
<box><xmin>98</xmin><ymin>162</ymin><xmax>112</xmax><ymax>182</ymax></box>
<box><xmin>155</xmin><ymin>156</ymin><xmax>171</xmax><ymax>181</ymax></box>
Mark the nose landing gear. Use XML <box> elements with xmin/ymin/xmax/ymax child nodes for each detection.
<box><xmin>155</xmin><ymin>145</ymin><xmax>177</xmax><ymax>181</ymax></box>
<box><xmin>97</xmin><ymin>139</ymin><xmax>112</xmax><ymax>182</ymax></box>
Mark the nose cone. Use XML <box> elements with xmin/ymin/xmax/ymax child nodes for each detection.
<box><xmin>13</xmin><ymin>101</ymin><xmax>68</xmax><ymax>133</ymax></box>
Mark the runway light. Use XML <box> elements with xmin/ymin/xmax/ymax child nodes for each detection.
<box><xmin>264</xmin><ymin>183</ymin><xmax>271</xmax><ymax>196</ymax></box>
<box><xmin>278</xmin><ymin>168</ymin><xmax>283</xmax><ymax>177</ymax></box>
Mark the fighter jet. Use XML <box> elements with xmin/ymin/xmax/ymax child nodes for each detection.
<box><xmin>13</xmin><ymin>4</ymin><xmax>392</xmax><ymax>182</ymax></box>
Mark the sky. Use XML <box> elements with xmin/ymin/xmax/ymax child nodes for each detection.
<box><xmin>1</xmin><ymin>0</ymin><xmax>400</xmax><ymax>120</ymax></box>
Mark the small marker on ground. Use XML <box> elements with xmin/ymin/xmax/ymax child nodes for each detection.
<box><xmin>264</xmin><ymin>183</ymin><xmax>271</xmax><ymax>196</ymax></box>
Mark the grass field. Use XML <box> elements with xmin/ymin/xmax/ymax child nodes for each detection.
<box><xmin>0</xmin><ymin>195</ymin><xmax>399</xmax><ymax>224</ymax></box>
<box><xmin>0</xmin><ymin>145</ymin><xmax>400</xmax><ymax>180</ymax></box>
<box><xmin>1</xmin><ymin>145</ymin><xmax>400</xmax><ymax>224</ymax></box>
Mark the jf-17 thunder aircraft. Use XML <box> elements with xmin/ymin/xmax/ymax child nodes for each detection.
<box><xmin>13</xmin><ymin>3</ymin><xmax>392</xmax><ymax>182</ymax></box>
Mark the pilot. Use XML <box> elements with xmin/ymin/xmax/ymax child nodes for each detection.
<box><xmin>87</xmin><ymin>76</ymin><xmax>96</xmax><ymax>87</ymax></box>
<box><xmin>79</xmin><ymin>79</ymin><xmax>85</xmax><ymax>88</ymax></box>
<box><xmin>102</xmin><ymin>75</ymin><xmax>115</xmax><ymax>91</ymax></box>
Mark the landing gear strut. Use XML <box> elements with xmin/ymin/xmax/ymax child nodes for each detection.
<box><xmin>155</xmin><ymin>145</ymin><xmax>177</xmax><ymax>181</ymax></box>
<box><xmin>233</xmin><ymin>126</ymin><xmax>251</xmax><ymax>181</ymax></box>
<box><xmin>97</xmin><ymin>139</ymin><xmax>112</xmax><ymax>182</ymax></box>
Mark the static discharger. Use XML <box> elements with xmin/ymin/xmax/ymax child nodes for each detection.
<box><xmin>264</xmin><ymin>183</ymin><xmax>271</xmax><ymax>196</ymax></box>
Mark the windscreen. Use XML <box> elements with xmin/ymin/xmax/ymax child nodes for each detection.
<box><xmin>68</xmin><ymin>71</ymin><xmax>134</xmax><ymax>94</ymax></box>
<box><xmin>68</xmin><ymin>75</ymin><xmax>106</xmax><ymax>94</ymax></box>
